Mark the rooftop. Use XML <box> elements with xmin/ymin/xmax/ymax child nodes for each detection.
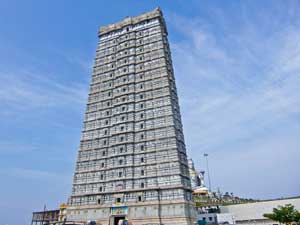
<box><xmin>99</xmin><ymin>7</ymin><xmax>162</xmax><ymax>35</ymax></box>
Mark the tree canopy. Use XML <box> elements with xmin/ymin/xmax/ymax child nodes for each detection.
<box><xmin>263</xmin><ymin>204</ymin><xmax>300</xmax><ymax>224</ymax></box>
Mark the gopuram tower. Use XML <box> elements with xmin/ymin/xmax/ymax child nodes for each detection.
<box><xmin>67</xmin><ymin>8</ymin><xmax>195</xmax><ymax>225</ymax></box>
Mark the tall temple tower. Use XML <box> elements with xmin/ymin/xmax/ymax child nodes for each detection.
<box><xmin>67</xmin><ymin>8</ymin><xmax>195</xmax><ymax>225</ymax></box>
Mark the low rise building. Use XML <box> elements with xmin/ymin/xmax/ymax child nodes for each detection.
<box><xmin>198</xmin><ymin>213</ymin><xmax>235</xmax><ymax>225</ymax></box>
<box><xmin>220</xmin><ymin>197</ymin><xmax>300</xmax><ymax>225</ymax></box>
<box><xmin>31</xmin><ymin>209</ymin><xmax>60</xmax><ymax>225</ymax></box>
<box><xmin>31</xmin><ymin>203</ymin><xmax>69</xmax><ymax>225</ymax></box>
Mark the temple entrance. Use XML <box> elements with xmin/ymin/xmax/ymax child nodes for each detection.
<box><xmin>113</xmin><ymin>216</ymin><xmax>125</xmax><ymax>225</ymax></box>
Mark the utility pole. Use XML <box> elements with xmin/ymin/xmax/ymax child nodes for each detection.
<box><xmin>42</xmin><ymin>204</ymin><xmax>46</xmax><ymax>225</ymax></box>
<box><xmin>204</xmin><ymin>153</ymin><xmax>212</xmax><ymax>192</ymax></box>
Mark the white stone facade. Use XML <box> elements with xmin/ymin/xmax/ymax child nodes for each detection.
<box><xmin>67</xmin><ymin>8</ymin><xmax>195</xmax><ymax>225</ymax></box>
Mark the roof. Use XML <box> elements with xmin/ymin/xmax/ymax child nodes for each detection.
<box><xmin>220</xmin><ymin>197</ymin><xmax>300</xmax><ymax>221</ymax></box>
<box><xmin>99</xmin><ymin>8</ymin><xmax>162</xmax><ymax>35</ymax></box>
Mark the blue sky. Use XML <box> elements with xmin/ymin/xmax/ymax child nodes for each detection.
<box><xmin>0</xmin><ymin>0</ymin><xmax>300</xmax><ymax>224</ymax></box>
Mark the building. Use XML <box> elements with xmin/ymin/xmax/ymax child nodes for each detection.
<box><xmin>58</xmin><ymin>203</ymin><xmax>68</xmax><ymax>223</ymax></box>
<box><xmin>66</xmin><ymin>8</ymin><xmax>195</xmax><ymax>225</ymax></box>
<box><xmin>31</xmin><ymin>209</ymin><xmax>60</xmax><ymax>225</ymax></box>
<box><xmin>31</xmin><ymin>204</ymin><xmax>69</xmax><ymax>225</ymax></box>
<box><xmin>220</xmin><ymin>197</ymin><xmax>300</xmax><ymax>225</ymax></box>
<box><xmin>198</xmin><ymin>213</ymin><xmax>235</xmax><ymax>225</ymax></box>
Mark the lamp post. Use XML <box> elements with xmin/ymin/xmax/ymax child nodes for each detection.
<box><xmin>204</xmin><ymin>153</ymin><xmax>212</xmax><ymax>192</ymax></box>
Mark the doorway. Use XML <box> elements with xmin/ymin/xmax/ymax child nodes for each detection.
<box><xmin>113</xmin><ymin>216</ymin><xmax>125</xmax><ymax>225</ymax></box>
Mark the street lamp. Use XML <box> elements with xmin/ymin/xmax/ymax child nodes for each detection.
<box><xmin>204</xmin><ymin>153</ymin><xmax>212</xmax><ymax>192</ymax></box>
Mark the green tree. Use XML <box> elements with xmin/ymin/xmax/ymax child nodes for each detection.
<box><xmin>294</xmin><ymin>210</ymin><xmax>300</xmax><ymax>224</ymax></box>
<box><xmin>263</xmin><ymin>204</ymin><xmax>300</xmax><ymax>225</ymax></box>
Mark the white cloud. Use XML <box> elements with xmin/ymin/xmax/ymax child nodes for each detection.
<box><xmin>0</xmin><ymin>141</ymin><xmax>39</xmax><ymax>154</ymax></box>
<box><xmin>166</xmin><ymin>2</ymin><xmax>300</xmax><ymax>198</ymax></box>
<box><xmin>0</xmin><ymin>167</ymin><xmax>70</xmax><ymax>182</ymax></box>
<box><xmin>0</xmin><ymin>68</ymin><xmax>89</xmax><ymax>115</ymax></box>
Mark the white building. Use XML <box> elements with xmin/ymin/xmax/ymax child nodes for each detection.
<box><xmin>220</xmin><ymin>197</ymin><xmax>300</xmax><ymax>225</ymax></box>
<box><xmin>198</xmin><ymin>213</ymin><xmax>235</xmax><ymax>225</ymax></box>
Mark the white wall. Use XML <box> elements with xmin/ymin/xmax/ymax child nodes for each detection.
<box><xmin>220</xmin><ymin>198</ymin><xmax>300</xmax><ymax>222</ymax></box>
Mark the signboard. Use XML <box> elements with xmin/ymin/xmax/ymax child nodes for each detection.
<box><xmin>111</xmin><ymin>206</ymin><xmax>128</xmax><ymax>215</ymax></box>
